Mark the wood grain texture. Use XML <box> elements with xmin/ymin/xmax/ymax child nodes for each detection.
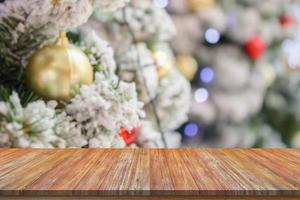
<box><xmin>0</xmin><ymin>148</ymin><xmax>299</xmax><ymax>198</ymax></box>
<box><xmin>1</xmin><ymin>197</ymin><xmax>300</xmax><ymax>200</ymax></box>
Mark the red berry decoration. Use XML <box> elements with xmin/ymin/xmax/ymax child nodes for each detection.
<box><xmin>244</xmin><ymin>36</ymin><xmax>266</xmax><ymax>60</ymax></box>
<box><xmin>119</xmin><ymin>127</ymin><xmax>138</xmax><ymax>145</ymax></box>
<box><xmin>280</xmin><ymin>15</ymin><xmax>296</xmax><ymax>27</ymax></box>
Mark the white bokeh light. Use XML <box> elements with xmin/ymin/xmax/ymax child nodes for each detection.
<box><xmin>153</xmin><ymin>0</ymin><xmax>169</xmax><ymax>8</ymax></box>
<box><xmin>194</xmin><ymin>88</ymin><xmax>209</xmax><ymax>103</ymax></box>
<box><xmin>204</xmin><ymin>28</ymin><xmax>221</xmax><ymax>44</ymax></box>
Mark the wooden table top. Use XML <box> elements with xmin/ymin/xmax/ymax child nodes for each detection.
<box><xmin>0</xmin><ymin>148</ymin><xmax>299</xmax><ymax>197</ymax></box>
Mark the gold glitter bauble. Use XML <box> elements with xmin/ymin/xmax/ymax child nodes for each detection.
<box><xmin>187</xmin><ymin>0</ymin><xmax>215</xmax><ymax>12</ymax></box>
<box><xmin>51</xmin><ymin>0</ymin><xmax>61</xmax><ymax>4</ymax></box>
<box><xmin>26</xmin><ymin>32</ymin><xmax>93</xmax><ymax>101</ymax></box>
<box><xmin>176</xmin><ymin>55</ymin><xmax>198</xmax><ymax>80</ymax></box>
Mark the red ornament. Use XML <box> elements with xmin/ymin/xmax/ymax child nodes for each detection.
<box><xmin>280</xmin><ymin>15</ymin><xmax>296</xmax><ymax>27</ymax></box>
<box><xmin>119</xmin><ymin>127</ymin><xmax>138</xmax><ymax>145</ymax></box>
<box><xmin>244</xmin><ymin>36</ymin><xmax>266</xmax><ymax>60</ymax></box>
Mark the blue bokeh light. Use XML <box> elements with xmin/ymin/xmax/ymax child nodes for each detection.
<box><xmin>200</xmin><ymin>67</ymin><xmax>215</xmax><ymax>83</ymax></box>
<box><xmin>184</xmin><ymin>123</ymin><xmax>199</xmax><ymax>137</ymax></box>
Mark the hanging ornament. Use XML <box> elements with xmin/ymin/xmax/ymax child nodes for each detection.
<box><xmin>244</xmin><ymin>36</ymin><xmax>266</xmax><ymax>60</ymax></box>
<box><xmin>52</xmin><ymin>0</ymin><xmax>60</xmax><ymax>4</ymax></box>
<box><xmin>176</xmin><ymin>55</ymin><xmax>198</xmax><ymax>80</ymax></box>
<box><xmin>153</xmin><ymin>50</ymin><xmax>173</xmax><ymax>78</ymax></box>
<box><xmin>26</xmin><ymin>31</ymin><xmax>93</xmax><ymax>101</ymax></box>
<box><xmin>280</xmin><ymin>15</ymin><xmax>296</xmax><ymax>27</ymax></box>
<box><xmin>186</xmin><ymin>0</ymin><xmax>215</xmax><ymax>12</ymax></box>
<box><xmin>119</xmin><ymin>127</ymin><xmax>138</xmax><ymax>145</ymax></box>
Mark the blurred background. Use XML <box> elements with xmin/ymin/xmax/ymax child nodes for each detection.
<box><xmin>2</xmin><ymin>0</ymin><xmax>300</xmax><ymax>149</ymax></box>
<box><xmin>154</xmin><ymin>0</ymin><xmax>300</xmax><ymax>147</ymax></box>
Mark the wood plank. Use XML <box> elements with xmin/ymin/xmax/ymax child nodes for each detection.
<box><xmin>0</xmin><ymin>196</ymin><xmax>300</xmax><ymax>200</ymax></box>
<box><xmin>0</xmin><ymin>149</ymin><xmax>299</xmax><ymax>198</ymax></box>
<box><xmin>0</xmin><ymin>149</ymin><xmax>73</xmax><ymax>193</ymax></box>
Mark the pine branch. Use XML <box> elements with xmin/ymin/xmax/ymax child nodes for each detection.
<box><xmin>0</xmin><ymin>14</ymin><xmax>50</xmax><ymax>104</ymax></box>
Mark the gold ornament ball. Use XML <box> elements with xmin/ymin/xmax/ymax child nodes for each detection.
<box><xmin>176</xmin><ymin>55</ymin><xmax>198</xmax><ymax>80</ymax></box>
<box><xmin>26</xmin><ymin>32</ymin><xmax>93</xmax><ymax>101</ymax></box>
<box><xmin>187</xmin><ymin>0</ymin><xmax>215</xmax><ymax>12</ymax></box>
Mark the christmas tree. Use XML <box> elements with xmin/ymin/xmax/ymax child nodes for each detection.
<box><xmin>0</xmin><ymin>0</ymin><xmax>191</xmax><ymax>148</ymax></box>
<box><xmin>168</xmin><ymin>0</ymin><xmax>297</xmax><ymax>147</ymax></box>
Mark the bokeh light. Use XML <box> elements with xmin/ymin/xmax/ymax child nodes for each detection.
<box><xmin>204</xmin><ymin>28</ymin><xmax>221</xmax><ymax>44</ymax></box>
<box><xmin>194</xmin><ymin>88</ymin><xmax>209</xmax><ymax>103</ymax></box>
<box><xmin>184</xmin><ymin>123</ymin><xmax>199</xmax><ymax>137</ymax></box>
<box><xmin>153</xmin><ymin>0</ymin><xmax>169</xmax><ymax>8</ymax></box>
<box><xmin>200</xmin><ymin>67</ymin><xmax>215</xmax><ymax>83</ymax></box>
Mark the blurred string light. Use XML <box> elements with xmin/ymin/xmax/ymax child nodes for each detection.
<box><xmin>184</xmin><ymin>123</ymin><xmax>199</xmax><ymax>137</ymax></box>
<box><xmin>204</xmin><ymin>28</ymin><xmax>221</xmax><ymax>44</ymax></box>
<box><xmin>153</xmin><ymin>0</ymin><xmax>169</xmax><ymax>8</ymax></box>
<box><xmin>200</xmin><ymin>67</ymin><xmax>214</xmax><ymax>83</ymax></box>
<box><xmin>194</xmin><ymin>88</ymin><xmax>208</xmax><ymax>103</ymax></box>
